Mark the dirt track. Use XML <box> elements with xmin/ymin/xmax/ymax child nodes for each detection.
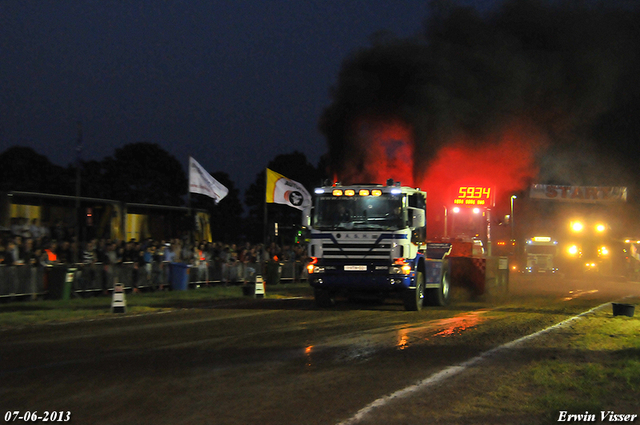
<box><xmin>1</xmin><ymin>275</ymin><xmax>638</xmax><ymax>425</ymax></box>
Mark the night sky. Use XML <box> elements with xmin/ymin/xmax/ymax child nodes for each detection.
<box><xmin>4</xmin><ymin>0</ymin><xmax>639</xmax><ymax>211</ymax></box>
<box><xmin>0</xmin><ymin>0</ymin><xmax>458</xmax><ymax>194</ymax></box>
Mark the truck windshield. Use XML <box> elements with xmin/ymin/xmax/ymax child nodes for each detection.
<box><xmin>313</xmin><ymin>194</ymin><xmax>405</xmax><ymax>230</ymax></box>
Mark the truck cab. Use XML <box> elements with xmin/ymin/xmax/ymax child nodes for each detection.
<box><xmin>304</xmin><ymin>180</ymin><xmax>450</xmax><ymax>311</ymax></box>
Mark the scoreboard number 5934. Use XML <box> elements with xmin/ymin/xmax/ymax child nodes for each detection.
<box><xmin>458</xmin><ymin>186</ymin><xmax>491</xmax><ymax>199</ymax></box>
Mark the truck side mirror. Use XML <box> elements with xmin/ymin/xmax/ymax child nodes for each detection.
<box><xmin>302</xmin><ymin>207</ymin><xmax>312</xmax><ymax>227</ymax></box>
<box><xmin>409</xmin><ymin>208</ymin><xmax>425</xmax><ymax>228</ymax></box>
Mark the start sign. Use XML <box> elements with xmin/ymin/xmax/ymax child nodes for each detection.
<box><xmin>530</xmin><ymin>184</ymin><xmax>628</xmax><ymax>203</ymax></box>
<box><xmin>452</xmin><ymin>186</ymin><xmax>495</xmax><ymax>208</ymax></box>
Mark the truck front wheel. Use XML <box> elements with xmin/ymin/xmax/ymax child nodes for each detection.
<box><xmin>426</xmin><ymin>261</ymin><xmax>451</xmax><ymax>306</ymax></box>
<box><xmin>403</xmin><ymin>271</ymin><xmax>425</xmax><ymax>311</ymax></box>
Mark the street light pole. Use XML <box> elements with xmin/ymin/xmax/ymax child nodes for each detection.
<box><xmin>486</xmin><ymin>208</ymin><xmax>492</xmax><ymax>256</ymax></box>
<box><xmin>510</xmin><ymin>195</ymin><xmax>517</xmax><ymax>254</ymax></box>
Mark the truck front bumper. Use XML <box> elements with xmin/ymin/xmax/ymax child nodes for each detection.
<box><xmin>309</xmin><ymin>272</ymin><xmax>414</xmax><ymax>293</ymax></box>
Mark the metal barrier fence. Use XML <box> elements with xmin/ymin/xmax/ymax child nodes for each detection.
<box><xmin>0</xmin><ymin>264</ymin><xmax>43</xmax><ymax>298</ymax></box>
<box><xmin>0</xmin><ymin>260</ymin><xmax>309</xmax><ymax>299</ymax></box>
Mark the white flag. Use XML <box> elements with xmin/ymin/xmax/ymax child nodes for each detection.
<box><xmin>266</xmin><ymin>168</ymin><xmax>311</xmax><ymax>210</ymax></box>
<box><xmin>189</xmin><ymin>157</ymin><xmax>228</xmax><ymax>204</ymax></box>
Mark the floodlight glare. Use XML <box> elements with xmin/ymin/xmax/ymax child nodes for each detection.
<box><xmin>571</xmin><ymin>221</ymin><xmax>584</xmax><ymax>232</ymax></box>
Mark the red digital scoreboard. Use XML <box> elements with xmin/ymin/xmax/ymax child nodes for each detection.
<box><xmin>452</xmin><ymin>186</ymin><xmax>495</xmax><ymax>208</ymax></box>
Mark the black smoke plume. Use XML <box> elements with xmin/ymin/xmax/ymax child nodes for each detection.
<box><xmin>320</xmin><ymin>0</ymin><xmax>640</xmax><ymax>192</ymax></box>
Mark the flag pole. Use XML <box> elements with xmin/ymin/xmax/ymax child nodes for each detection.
<box><xmin>188</xmin><ymin>157</ymin><xmax>193</xmax><ymax>249</ymax></box>
<box><xmin>263</xmin><ymin>168</ymin><xmax>268</xmax><ymax>248</ymax></box>
<box><xmin>262</xmin><ymin>168</ymin><xmax>269</xmax><ymax>278</ymax></box>
<box><xmin>187</xmin><ymin>157</ymin><xmax>191</xmax><ymax>213</ymax></box>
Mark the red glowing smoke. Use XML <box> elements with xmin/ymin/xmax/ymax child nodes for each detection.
<box><xmin>418</xmin><ymin>125</ymin><xmax>543</xmax><ymax>237</ymax></box>
<box><xmin>418</xmin><ymin>125</ymin><xmax>543</xmax><ymax>211</ymax></box>
<box><xmin>338</xmin><ymin>116</ymin><xmax>415</xmax><ymax>186</ymax></box>
<box><xmin>334</xmin><ymin>118</ymin><xmax>544</xmax><ymax>237</ymax></box>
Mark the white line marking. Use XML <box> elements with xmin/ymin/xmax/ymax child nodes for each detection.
<box><xmin>336</xmin><ymin>302</ymin><xmax>611</xmax><ymax>425</ymax></box>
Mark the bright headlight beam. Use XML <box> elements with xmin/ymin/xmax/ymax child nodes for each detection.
<box><xmin>571</xmin><ymin>221</ymin><xmax>584</xmax><ymax>232</ymax></box>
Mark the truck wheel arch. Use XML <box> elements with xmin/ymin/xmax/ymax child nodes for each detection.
<box><xmin>426</xmin><ymin>258</ymin><xmax>451</xmax><ymax>306</ymax></box>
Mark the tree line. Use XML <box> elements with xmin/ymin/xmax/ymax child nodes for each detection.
<box><xmin>0</xmin><ymin>143</ymin><xmax>328</xmax><ymax>243</ymax></box>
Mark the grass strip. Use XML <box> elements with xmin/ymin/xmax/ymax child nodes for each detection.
<box><xmin>435</xmin><ymin>299</ymin><xmax>640</xmax><ymax>424</ymax></box>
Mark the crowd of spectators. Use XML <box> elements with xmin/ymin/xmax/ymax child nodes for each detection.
<box><xmin>0</xmin><ymin>218</ymin><xmax>65</xmax><ymax>267</ymax></box>
<box><xmin>1</xmin><ymin>217</ymin><xmax>310</xmax><ymax>294</ymax></box>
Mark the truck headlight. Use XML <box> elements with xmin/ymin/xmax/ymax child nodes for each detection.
<box><xmin>307</xmin><ymin>258</ymin><xmax>324</xmax><ymax>274</ymax></box>
<box><xmin>390</xmin><ymin>260</ymin><xmax>412</xmax><ymax>275</ymax></box>
<box><xmin>307</xmin><ymin>264</ymin><xmax>325</xmax><ymax>274</ymax></box>
<box><xmin>571</xmin><ymin>221</ymin><xmax>584</xmax><ymax>232</ymax></box>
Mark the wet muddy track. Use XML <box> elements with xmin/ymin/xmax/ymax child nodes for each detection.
<box><xmin>1</xmin><ymin>276</ymin><xmax>638</xmax><ymax>425</ymax></box>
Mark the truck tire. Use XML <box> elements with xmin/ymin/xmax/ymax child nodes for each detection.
<box><xmin>403</xmin><ymin>271</ymin><xmax>425</xmax><ymax>311</ymax></box>
<box><xmin>314</xmin><ymin>288</ymin><xmax>335</xmax><ymax>308</ymax></box>
<box><xmin>426</xmin><ymin>261</ymin><xmax>450</xmax><ymax>306</ymax></box>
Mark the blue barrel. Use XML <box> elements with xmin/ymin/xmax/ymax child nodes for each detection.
<box><xmin>169</xmin><ymin>263</ymin><xmax>190</xmax><ymax>290</ymax></box>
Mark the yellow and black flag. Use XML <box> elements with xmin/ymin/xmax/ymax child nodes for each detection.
<box><xmin>265</xmin><ymin>168</ymin><xmax>311</xmax><ymax>210</ymax></box>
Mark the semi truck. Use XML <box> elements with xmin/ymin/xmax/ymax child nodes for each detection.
<box><xmin>521</xmin><ymin>184</ymin><xmax>629</xmax><ymax>277</ymax></box>
<box><xmin>303</xmin><ymin>180</ymin><xmax>452</xmax><ymax>311</ymax></box>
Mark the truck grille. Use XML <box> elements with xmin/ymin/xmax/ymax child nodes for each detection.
<box><xmin>322</xmin><ymin>241</ymin><xmax>392</xmax><ymax>260</ymax></box>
